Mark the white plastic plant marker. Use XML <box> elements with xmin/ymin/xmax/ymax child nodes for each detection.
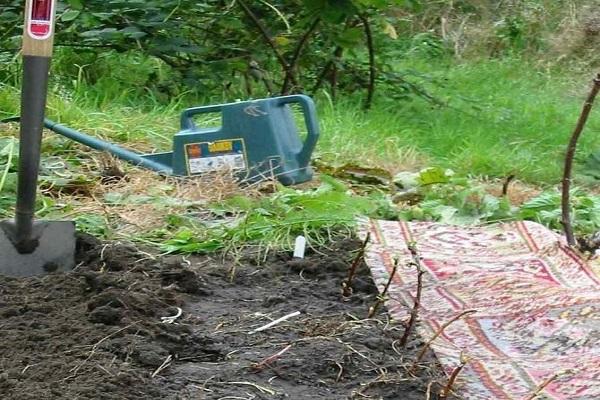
<box><xmin>293</xmin><ymin>235</ymin><xmax>306</xmax><ymax>258</ymax></box>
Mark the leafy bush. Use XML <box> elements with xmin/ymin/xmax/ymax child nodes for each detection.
<box><xmin>1</xmin><ymin>0</ymin><xmax>424</xmax><ymax>106</ymax></box>
<box><xmin>519</xmin><ymin>189</ymin><xmax>600</xmax><ymax>235</ymax></box>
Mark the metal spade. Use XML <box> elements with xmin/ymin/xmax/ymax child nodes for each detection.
<box><xmin>0</xmin><ymin>0</ymin><xmax>75</xmax><ymax>277</ymax></box>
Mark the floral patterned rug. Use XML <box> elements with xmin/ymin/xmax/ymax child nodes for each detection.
<box><xmin>362</xmin><ymin>220</ymin><xmax>600</xmax><ymax>400</ymax></box>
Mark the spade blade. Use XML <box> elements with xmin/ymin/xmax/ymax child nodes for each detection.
<box><xmin>0</xmin><ymin>221</ymin><xmax>76</xmax><ymax>277</ymax></box>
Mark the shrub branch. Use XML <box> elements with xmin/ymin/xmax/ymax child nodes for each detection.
<box><xmin>561</xmin><ymin>73</ymin><xmax>600</xmax><ymax>246</ymax></box>
<box><xmin>237</xmin><ymin>0</ymin><xmax>298</xmax><ymax>88</ymax></box>
<box><xmin>342</xmin><ymin>232</ymin><xmax>371</xmax><ymax>297</ymax></box>
<box><xmin>359</xmin><ymin>13</ymin><xmax>376</xmax><ymax>110</ymax></box>
<box><xmin>368</xmin><ymin>257</ymin><xmax>398</xmax><ymax>318</ymax></box>
<box><xmin>281</xmin><ymin>18</ymin><xmax>321</xmax><ymax>95</ymax></box>
<box><xmin>410</xmin><ymin>309</ymin><xmax>476</xmax><ymax>373</ymax></box>
<box><xmin>398</xmin><ymin>243</ymin><xmax>425</xmax><ymax>347</ymax></box>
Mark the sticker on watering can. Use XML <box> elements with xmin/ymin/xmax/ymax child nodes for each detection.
<box><xmin>185</xmin><ymin>139</ymin><xmax>247</xmax><ymax>174</ymax></box>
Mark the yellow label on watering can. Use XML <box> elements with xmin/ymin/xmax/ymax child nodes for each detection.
<box><xmin>184</xmin><ymin>138</ymin><xmax>247</xmax><ymax>175</ymax></box>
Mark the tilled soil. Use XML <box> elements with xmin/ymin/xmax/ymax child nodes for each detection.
<box><xmin>0</xmin><ymin>236</ymin><xmax>449</xmax><ymax>399</ymax></box>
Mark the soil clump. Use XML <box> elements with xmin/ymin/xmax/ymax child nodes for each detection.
<box><xmin>0</xmin><ymin>236</ymin><xmax>449</xmax><ymax>399</ymax></box>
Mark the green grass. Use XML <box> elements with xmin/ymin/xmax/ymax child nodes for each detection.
<box><xmin>318</xmin><ymin>57</ymin><xmax>600</xmax><ymax>184</ymax></box>
<box><xmin>1</xmin><ymin>55</ymin><xmax>600</xmax><ymax>186</ymax></box>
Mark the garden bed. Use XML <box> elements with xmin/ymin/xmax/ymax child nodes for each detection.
<box><xmin>0</xmin><ymin>235</ymin><xmax>449</xmax><ymax>399</ymax></box>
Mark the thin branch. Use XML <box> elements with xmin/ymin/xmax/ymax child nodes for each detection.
<box><xmin>359</xmin><ymin>13</ymin><xmax>376</xmax><ymax>110</ymax></box>
<box><xmin>439</xmin><ymin>352</ymin><xmax>470</xmax><ymax>398</ymax></box>
<box><xmin>342</xmin><ymin>232</ymin><xmax>371</xmax><ymax>297</ymax></box>
<box><xmin>311</xmin><ymin>19</ymin><xmax>356</xmax><ymax>95</ymax></box>
<box><xmin>524</xmin><ymin>369</ymin><xmax>573</xmax><ymax>400</ymax></box>
<box><xmin>281</xmin><ymin>17</ymin><xmax>321</xmax><ymax>94</ymax></box>
<box><xmin>311</xmin><ymin>46</ymin><xmax>343</xmax><ymax>94</ymax></box>
<box><xmin>368</xmin><ymin>258</ymin><xmax>398</xmax><ymax>318</ymax></box>
<box><xmin>502</xmin><ymin>174</ymin><xmax>515</xmax><ymax>197</ymax></box>
<box><xmin>399</xmin><ymin>243</ymin><xmax>425</xmax><ymax>347</ymax></box>
<box><xmin>561</xmin><ymin>73</ymin><xmax>600</xmax><ymax>246</ymax></box>
<box><xmin>331</xmin><ymin>56</ymin><xmax>339</xmax><ymax>100</ymax></box>
<box><xmin>237</xmin><ymin>0</ymin><xmax>298</xmax><ymax>88</ymax></box>
<box><xmin>410</xmin><ymin>310</ymin><xmax>476</xmax><ymax>373</ymax></box>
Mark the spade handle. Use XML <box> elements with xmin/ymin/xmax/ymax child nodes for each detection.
<box><xmin>14</xmin><ymin>0</ymin><xmax>57</xmax><ymax>251</ymax></box>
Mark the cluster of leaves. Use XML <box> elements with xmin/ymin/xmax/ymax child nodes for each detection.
<box><xmin>396</xmin><ymin>167</ymin><xmax>514</xmax><ymax>225</ymax></box>
<box><xmin>1</xmin><ymin>0</ymin><xmax>427</xmax><ymax>106</ymax></box>
<box><xmin>395</xmin><ymin>166</ymin><xmax>600</xmax><ymax>236</ymax></box>
<box><xmin>519</xmin><ymin>189</ymin><xmax>600</xmax><ymax>236</ymax></box>
<box><xmin>159</xmin><ymin>176</ymin><xmax>378</xmax><ymax>254</ymax></box>
<box><xmin>147</xmin><ymin>165</ymin><xmax>600</xmax><ymax>256</ymax></box>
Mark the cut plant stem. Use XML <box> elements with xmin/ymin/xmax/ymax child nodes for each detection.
<box><xmin>502</xmin><ymin>174</ymin><xmax>515</xmax><ymax>197</ymax></box>
<box><xmin>251</xmin><ymin>344</ymin><xmax>293</xmax><ymax>372</ymax></box>
<box><xmin>367</xmin><ymin>257</ymin><xmax>398</xmax><ymax>318</ymax></box>
<box><xmin>399</xmin><ymin>242</ymin><xmax>425</xmax><ymax>347</ymax></box>
<box><xmin>524</xmin><ymin>369</ymin><xmax>572</xmax><ymax>400</ymax></box>
<box><xmin>562</xmin><ymin>73</ymin><xmax>600</xmax><ymax>246</ymax></box>
<box><xmin>439</xmin><ymin>352</ymin><xmax>470</xmax><ymax>398</ymax></box>
<box><xmin>342</xmin><ymin>232</ymin><xmax>370</xmax><ymax>297</ymax></box>
<box><xmin>410</xmin><ymin>309</ymin><xmax>476</xmax><ymax>373</ymax></box>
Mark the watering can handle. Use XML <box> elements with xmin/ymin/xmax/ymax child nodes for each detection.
<box><xmin>275</xmin><ymin>95</ymin><xmax>320</xmax><ymax>167</ymax></box>
<box><xmin>180</xmin><ymin>105</ymin><xmax>223</xmax><ymax>131</ymax></box>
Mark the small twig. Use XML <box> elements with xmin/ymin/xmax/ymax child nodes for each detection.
<box><xmin>251</xmin><ymin>344</ymin><xmax>292</xmax><ymax>371</ymax></box>
<box><xmin>311</xmin><ymin>46</ymin><xmax>343</xmax><ymax>94</ymax></box>
<box><xmin>151</xmin><ymin>354</ymin><xmax>173</xmax><ymax>378</ymax></box>
<box><xmin>342</xmin><ymin>232</ymin><xmax>371</xmax><ymax>297</ymax></box>
<box><xmin>359</xmin><ymin>13</ymin><xmax>376</xmax><ymax>110</ymax></box>
<box><xmin>439</xmin><ymin>352</ymin><xmax>470</xmax><ymax>398</ymax></box>
<box><xmin>502</xmin><ymin>174</ymin><xmax>515</xmax><ymax>197</ymax></box>
<box><xmin>333</xmin><ymin>361</ymin><xmax>344</xmax><ymax>382</ymax></box>
<box><xmin>367</xmin><ymin>258</ymin><xmax>398</xmax><ymax>318</ymax></box>
<box><xmin>425</xmin><ymin>380</ymin><xmax>435</xmax><ymax>400</ymax></box>
<box><xmin>249</xmin><ymin>311</ymin><xmax>301</xmax><ymax>334</ymax></box>
<box><xmin>562</xmin><ymin>73</ymin><xmax>600</xmax><ymax>246</ymax></box>
<box><xmin>281</xmin><ymin>17</ymin><xmax>321</xmax><ymax>94</ymax></box>
<box><xmin>524</xmin><ymin>369</ymin><xmax>572</xmax><ymax>400</ymax></box>
<box><xmin>410</xmin><ymin>310</ymin><xmax>476</xmax><ymax>373</ymax></box>
<box><xmin>237</xmin><ymin>0</ymin><xmax>297</xmax><ymax>88</ymax></box>
<box><xmin>222</xmin><ymin>381</ymin><xmax>276</xmax><ymax>395</ymax></box>
<box><xmin>67</xmin><ymin>322</ymin><xmax>139</xmax><ymax>378</ymax></box>
<box><xmin>399</xmin><ymin>243</ymin><xmax>425</xmax><ymax>347</ymax></box>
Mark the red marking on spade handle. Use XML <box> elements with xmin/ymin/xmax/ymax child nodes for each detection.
<box><xmin>28</xmin><ymin>0</ymin><xmax>54</xmax><ymax>39</ymax></box>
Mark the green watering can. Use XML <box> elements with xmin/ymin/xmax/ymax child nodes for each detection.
<box><xmin>6</xmin><ymin>95</ymin><xmax>321</xmax><ymax>186</ymax></box>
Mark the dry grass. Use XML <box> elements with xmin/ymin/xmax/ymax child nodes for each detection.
<box><xmin>52</xmin><ymin>154</ymin><xmax>253</xmax><ymax>237</ymax></box>
<box><xmin>483</xmin><ymin>178</ymin><xmax>543</xmax><ymax>206</ymax></box>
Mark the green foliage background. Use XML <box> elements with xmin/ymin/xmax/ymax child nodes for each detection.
<box><xmin>1</xmin><ymin>0</ymin><xmax>417</xmax><ymax>105</ymax></box>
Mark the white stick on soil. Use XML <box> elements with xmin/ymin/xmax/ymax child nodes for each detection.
<box><xmin>249</xmin><ymin>311</ymin><xmax>301</xmax><ymax>334</ymax></box>
<box><xmin>293</xmin><ymin>236</ymin><xmax>306</xmax><ymax>258</ymax></box>
<box><xmin>161</xmin><ymin>307</ymin><xmax>183</xmax><ymax>324</ymax></box>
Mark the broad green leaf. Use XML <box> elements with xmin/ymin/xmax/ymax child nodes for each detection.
<box><xmin>61</xmin><ymin>9</ymin><xmax>81</xmax><ymax>22</ymax></box>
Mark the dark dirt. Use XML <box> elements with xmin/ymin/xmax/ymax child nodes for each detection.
<box><xmin>0</xmin><ymin>236</ymin><xmax>450</xmax><ymax>399</ymax></box>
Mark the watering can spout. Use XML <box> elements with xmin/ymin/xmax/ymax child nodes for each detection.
<box><xmin>1</xmin><ymin>116</ymin><xmax>174</xmax><ymax>175</ymax></box>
